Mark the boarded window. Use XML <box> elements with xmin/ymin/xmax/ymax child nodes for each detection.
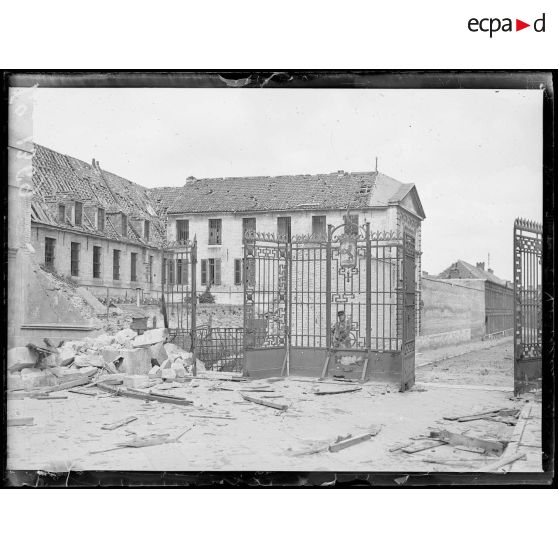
<box><xmin>122</xmin><ymin>214</ymin><xmax>128</xmax><ymax>237</ymax></box>
<box><xmin>242</xmin><ymin>217</ymin><xmax>256</xmax><ymax>242</ymax></box>
<box><xmin>148</xmin><ymin>255</ymin><xmax>153</xmax><ymax>284</ymax></box>
<box><xmin>93</xmin><ymin>246</ymin><xmax>102</xmax><ymax>278</ymax></box>
<box><xmin>201</xmin><ymin>258</ymin><xmax>221</xmax><ymax>285</ymax></box>
<box><xmin>70</xmin><ymin>242</ymin><xmax>80</xmax><ymax>276</ymax></box>
<box><xmin>312</xmin><ymin>215</ymin><xmax>327</xmax><ymax>238</ymax></box>
<box><xmin>144</xmin><ymin>220</ymin><xmax>150</xmax><ymax>242</ymax></box>
<box><xmin>131</xmin><ymin>252</ymin><xmax>138</xmax><ymax>281</ymax></box>
<box><xmin>208</xmin><ymin>219</ymin><xmax>222</xmax><ymax>245</ymax></box>
<box><xmin>176</xmin><ymin>220</ymin><xmax>189</xmax><ymax>242</ymax></box>
<box><xmin>45</xmin><ymin>237</ymin><xmax>56</xmax><ymax>270</ymax></box>
<box><xmin>277</xmin><ymin>216</ymin><xmax>291</xmax><ymax>239</ymax></box>
<box><xmin>74</xmin><ymin>202</ymin><xmax>83</xmax><ymax>226</ymax></box>
<box><xmin>113</xmin><ymin>250</ymin><xmax>121</xmax><ymax>280</ymax></box>
<box><xmin>234</xmin><ymin>258</ymin><xmax>243</xmax><ymax>285</ymax></box>
<box><xmin>58</xmin><ymin>204</ymin><xmax>66</xmax><ymax>222</ymax></box>
<box><xmin>98</xmin><ymin>208</ymin><xmax>105</xmax><ymax>232</ymax></box>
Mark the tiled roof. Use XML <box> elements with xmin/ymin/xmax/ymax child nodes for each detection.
<box><xmin>149</xmin><ymin>171</ymin><xmax>425</xmax><ymax>217</ymax></box>
<box><xmin>32</xmin><ymin>144</ymin><xmax>165</xmax><ymax>246</ymax></box>
<box><xmin>438</xmin><ymin>260</ymin><xmax>510</xmax><ymax>287</ymax></box>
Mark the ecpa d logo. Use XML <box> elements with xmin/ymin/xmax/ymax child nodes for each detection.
<box><xmin>468</xmin><ymin>13</ymin><xmax>546</xmax><ymax>37</ymax></box>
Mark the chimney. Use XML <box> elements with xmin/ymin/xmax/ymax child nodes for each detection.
<box><xmin>92</xmin><ymin>158</ymin><xmax>96</xmax><ymax>168</ymax></box>
<box><xmin>488</xmin><ymin>268</ymin><xmax>494</xmax><ymax>274</ymax></box>
<box><xmin>476</xmin><ymin>262</ymin><xmax>485</xmax><ymax>270</ymax></box>
<box><xmin>337</xmin><ymin>170</ymin><xmax>345</xmax><ymax>177</ymax></box>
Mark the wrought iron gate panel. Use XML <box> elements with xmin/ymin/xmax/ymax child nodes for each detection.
<box><xmin>513</xmin><ymin>218</ymin><xmax>542</xmax><ymax>395</ymax></box>
<box><xmin>401</xmin><ymin>227</ymin><xmax>416</xmax><ymax>391</ymax></box>
<box><xmin>164</xmin><ymin>239</ymin><xmax>197</xmax><ymax>356</ymax></box>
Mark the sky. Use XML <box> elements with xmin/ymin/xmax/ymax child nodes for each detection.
<box><xmin>31</xmin><ymin>87</ymin><xmax>543</xmax><ymax>280</ymax></box>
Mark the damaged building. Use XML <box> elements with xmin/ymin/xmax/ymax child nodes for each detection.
<box><xmin>30</xmin><ymin>144</ymin><xmax>166</xmax><ymax>300</ymax></box>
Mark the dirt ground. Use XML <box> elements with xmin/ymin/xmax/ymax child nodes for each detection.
<box><xmin>417</xmin><ymin>338</ymin><xmax>514</xmax><ymax>388</ymax></box>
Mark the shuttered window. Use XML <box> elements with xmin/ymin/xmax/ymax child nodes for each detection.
<box><xmin>131</xmin><ymin>252</ymin><xmax>138</xmax><ymax>281</ymax></box>
<box><xmin>201</xmin><ymin>258</ymin><xmax>221</xmax><ymax>285</ymax></box>
<box><xmin>234</xmin><ymin>258</ymin><xmax>243</xmax><ymax>285</ymax></box>
<box><xmin>98</xmin><ymin>208</ymin><xmax>105</xmax><ymax>232</ymax></box>
<box><xmin>208</xmin><ymin>219</ymin><xmax>222</xmax><ymax>245</ymax></box>
<box><xmin>242</xmin><ymin>217</ymin><xmax>256</xmax><ymax>242</ymax></box>
<box><xmin>177</xmin><ymin>258</ymin><xmax>189</xmax><ymax>284</ymax></box>
<box><xmin>74</xmin><ymin>202</ymin><xmax>83</xmax><ymax>226</ymax></box>
<box><xmin>113</xmin><ymin>250</ymin><xmax>121</xmax><ymax>280</ymax></box>
<box><xmin>277</xmin><ymin>216</ymin><xmax>291</xmax><ymax>239</ymax></box>
<box><xmin>176</xmin><ymin>220</ymin><xmax>189</xmax><ymax>241</ymax></box>
<box><xmin>312</xmin><ymin>215</ymin><xmax>327</xmax><ymax>238</ymax></box>
<box><xmin>45</xmin><ymin>237</ymin><xmax>56</xmax><ymax>270</ymax></box>
<box><xmin>58</xmin><ymin>204</ymin><xmax>66</xmax><ymax>222</ymax></box>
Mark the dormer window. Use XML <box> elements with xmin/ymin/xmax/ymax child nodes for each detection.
<box><xmin>144</xmin><ymin>220</ymin><xmax>150</xmax><ymax>242</ymax></box>
<box><xmin>74</xmin><ymin>202</ymin><xmax>83</xmax><ymax>226</ymax></box>
<box><xmin>58</xmin><ymin>204</ymin><xmax>66</xmax><ymax>222</ymax></box>
<box><xmin>122</xmin><ymin>214</ymin><xmax>128</xmax><ymax>237</ymax></box>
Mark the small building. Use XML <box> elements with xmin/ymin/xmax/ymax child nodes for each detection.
<box><xmin>437</xmin><ymin>260</ymin><xmax>514</xmax><ymax>337</ymax></box>
<box><xmin>30</xmin><ymin>144</ymin><xmax>166</xmax><ymax>301</ymax></box>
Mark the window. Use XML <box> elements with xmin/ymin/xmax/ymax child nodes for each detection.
<box><xmin>277</xmin><ymin>216</ymin><xmax>291</xmax><ymax>239</ymax></box>
<box><xmin>144</xmin><ymin>220</ymin><xmax>150</xmax><ymax>242</ymax></box>
<box><xmin>176</xmin><ymin>220</ymin><xmax>189</xmax><ymax>242</ymax></box>
<box><xmin>44</xmin><ymin>237</ymin><xmax>56</xmax><ymax>270</ymax></box>
<box><xmin>201</xmin><ymin>258</ymin><xmax>221</xmax><ymax>286</ymax></box>
<box><xmin>70</xmin><ymin>242</ymin><xmax>80</xmax><ymax>276</ymax></box>
<box><xmin>234</xmin><ymin>258</ymin><xmax>243</xmax><ymax>285</ymax></box>
<box><xmin>177</xmin><ymin>258</ymin><xmax>189</xmax><ymax>284</ymax></box>
<box><xmin>74</xmin><ymin>202</ymin><xmax>83</xmax><ymax>226</ymax></box>
<box><xmin>148</xmin><ymin>255</ymin><xmax>153</xmax><ymax>284</ymax></box>
<box><xmin>167</xmin><ymin>260</ymin><xmax>175</xmax><ymax>284</ymax></box>
<box><xmin>58</xmin><ymin>204</ymin><xmax>66</xmax><ymax>222</ymax></box>
<box><xmin>131</xmin><ymin>252</ymin><xmax>138</xmax><ymax>281</ymax></box>
<box><xmin>344</xmin><ymin>213</ymin><xmax>359</xmax><ymax>235</ymax></box>
<box><xmin>113</xmin><ymin>250</ymin><xmax>121</xmax><ymax>280</ymax></box>
<box><xmin>242</xmin><ymin>217</ymin><xmax>256</xmax><ymax>242</ymax></box>
<box><xmin>121</xmin><ymin>214</ymin><xmax>128</xmax><ymax>237</ymax></box>
<box><xmin>208</xmin><ymin>219</ymin><xmax>222</xmax><ymax>245</ymax></box>
<box><xmin>312</xmin><ymin>215</ymin><xmax>327</xmax><ymax>238</ymax></box>
<box><xmin>93</xmin><ymin>246</ymin><xmax>102</xmax><ymax>278</ymax></box>
<box><xmin>97</xmin><ymin>208</ymin><xmax>105</xmax><ymax>232</ymax></box>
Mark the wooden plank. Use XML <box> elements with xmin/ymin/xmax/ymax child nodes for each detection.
<box><xmin>443</xmin><ymin>408</ymin><xmax>509</xmax><ymax>421</ymax></box>
<box><xmin>26</xmin><ymin>376</ymin><xmax>93</xmax><ymax>397</ymax></box>
<box><xmin>360</xmin><ymin>358</ymin><xmax>369</xmax><ymax>382</ymax></box>
<box><xmin>320</xmin><ymin>354</ymin><xmax>331</xmax><ymax>379</ymax></box>
<box><xmin>240</xmin><ymin>392</ymin><xmax>289</xmax><ymax>411</ymax></box>
<box><xmin>328</xmin><ymin>427</ymin><xmax>381</xmax><ymax>453</ymax></box>
<box><xmin>402</xmin><ymin>440</ymin><xmax>447</xmax><ymax>454</ymax></box>
<box><xmin>101</xmin><ymin>416</ymin><xmax>138</xmax><ymax>431</ymax></box>
<box><xmin>314</xmin><ymin>386</ymin><xmax>362</xmax><ymax>396</ymax></box>
<box><xmin>8</xmin><ymin>417</ymin><xmax>34</xmax><ymax>427</ymax></box>
<box><xmin>97</xmin><ymin>382</ymin><xmax>193</xmax><ymax>406</ymax></box>
<box><xmin>479</xmin><ymin>452</ymin><xmax>527</xmax><ymax>472</ymax></box>
<box><xmin>429</xmin><ymin>429</ymin><xmax>505</xmax><ymax>456</ymax></box>
<box><xmin>33</xmin><ymin>395</ymin><xmax>68</xmax><ymax>400</ymax></box>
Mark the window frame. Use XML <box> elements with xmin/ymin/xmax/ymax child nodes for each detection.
<box><xmin>44</xmin><ymin>237</ymin><xmax>56</xmax><ymax>270</ymax></box>
<box><xmin>92</xmin><ymin>245</ymin><xmax>102</xmax><ymax>279</ymax></box>
<box><xmin>208</xmin><ymin>219</ymin><xmax>222</xmax><ymax>245</ymax></box>
<box><xmin>312</xmin><ymin>215</ymin><xmax>327</xmax><ymax>238</ymax></box>
<box><xmin>130</xmin><ymin>252</ymin><xmax>138</xmax><ymax>282</ymax></box>
<box><xmin>70</xmin><ymin>242</ymin><xmax>80</xmax><ymax>277</ymax></box>
<box><xmin>234</xmin><ymin>258</ymin><xmax>243</xmax><ymax>285</ymax></box>
<box><xmin>277</xmin><ymin>216</ymin><xmax>291</xmax><ymax>240</ymax></box>
<box><xmin>176</xmin><ymin>219</ymin><xmax>190</xmax><ymax>242</ymax></box>
<box><xmin>113</xmin><ymin>249</ymin><xmax>121</xmax><ymax>280</ymax></box>
<box><xmin>242</xmin><ymin>217</ymin><xmax>256</xmax><ymax>243</ymax></box>
<box><xmin>74</xmin><ymin>202</ymin><xmax>83</xmax><ymax>226</ymax></box>
<box><xmin>58</xmin><ymin>204</ymin><xmax>66</xmax><ymax>222</ymax></box>
<box><xmin>97</xmin><ymin>208</ymin><xmax>105</xmax><ymax>232</ymax></box>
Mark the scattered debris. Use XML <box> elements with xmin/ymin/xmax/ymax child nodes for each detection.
<box><xmin>314</xmin><ymin>386</ymin><xmax>363</xmax><ymax>396</ymax></box>
<box><xmin>90</xmin><ymin>427</ymin><xmax>193</xmax><ymax>454</ymax></box>
<box><xmin>480</xmin><ymin>452</ymin><xmax>527</xmax><ymax>472</ymax></box>
<box><xmin>402</xmin><ymin>440</ymin><xmax>447</xmax><ymax>453</ymax></box>
<box><xmin>33</xmin><ymin>394</ymin><xmax>68</xmax><ymax>400</ymax></box>
<box><xmin>329</xmin><ymin>427</ymin><xmax>382</xmax><ymax>452</ymax></box>
<box><xmin>240</xmin><ymin>392</ymin><xmax>289</xmax><ymax>411</ymax></box>
<box><xmin>429</xmin><ymin>429</ymin><xmax>506</xmax><ymax>456</ymax></box>
<box><xmin>101</xmin><ymin>416</ymin><xmax>138</xmax><ymax>430</ymax></box>
<box><xmin>8</xmin><ymin>417</ymin><xmax>34</xmax><ymax>427</ymax></box>
<box><xmin>97</xmin><ymin>382</ymin><xmax>193</xmax><ymax>406</ymax></box>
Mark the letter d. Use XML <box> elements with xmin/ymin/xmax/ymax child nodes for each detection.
<box><xmin>534</xmin><ymin>13</ymin><xmax>545</xmax><ymax>32</ymax></box>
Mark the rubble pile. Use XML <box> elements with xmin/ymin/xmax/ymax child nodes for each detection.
<box><xmin>7</xmin><ymin>328</ymin><xmax>210</xmax><ymax>393</ymax></box>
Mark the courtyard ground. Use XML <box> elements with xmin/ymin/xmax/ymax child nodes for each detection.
<box><xmin>6</xmin><ymin>336</ymin><xmax>542</xmax><ymax>474</ymax></box>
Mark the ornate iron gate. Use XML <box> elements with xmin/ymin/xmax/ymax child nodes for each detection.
<box><xmin>401</xmin><ymin>227</ymin><xmax>416</xmax><ymax>391</ymax></box>
<box><xmin>513</xmin><ymin>219</ymin><xmax>542</xmax><ymax>395</ymax></box>
<box><xmin>164</xmin><ymin>239</ymin><xmax>197</xmax><ymax>368</ymax></box>
<box><xmin>243</xmin><ymin>221</ymin><xmax>415</xmax><ymax>389</ymax></box>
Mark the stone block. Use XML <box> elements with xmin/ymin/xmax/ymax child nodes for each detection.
<box><xmin>132</xmin><ymin>328</ymin><xmax>168</xmax><ymax>348</ymax></box>
<box><xmin>148</xmin><ymin>365</ymin><xmax>161</xmax><ymax>378</ymax></box>
<box><xmin>160</xmin><ymin>358</ymin><xmax>172</xmax><ymax>370</ymax></box>
<box><xmin>56</xmin><ymin>346</ymin><xmax>76</xmax><ymax>366</ymax></box>
<box><xmin>8</xmin><ymin>346</ymin><xmax>38</xmax><ymax>371</ymax></box>
<box><xmin>21</xmin><ymin>368</ymin><xmax>58</xmax><ymax>390</ymax></box>
<box><xmin>171</xmin><ymin>361</ymin><xmax>186</xmax><ymax>378</ymax></box>
<box><xmin>115</xmin><ymin>328</ymin><xmax>138</xmax><ymax>344</ymax></box>
<box><xmin>149</xmin><ymin>342</ymin><xmax>168</xmax><ymax>365</ymax></box>
<box><xmin>123</xmin><ymin>375</ymin><xmax>150</xmax><ymax>389</ymax></box>
<box><xmin>8</xmin><ymin>373</ymin><xmax>24</xmax><ymax>391</ymax></box>
<box><xmin>161</xmin><ymin>367</ymin><xmax>177</xmax><ymax>381</ymax></box>
<box><xmin>101</xmin><ymin>347</ymin><xmax>122</xmax><ymax>364</ymax></box>
<box><xmin>118</xmin><ymin>348</ymin><xmax>152</xmax><ymax>375</ymax></box>
<box><xmin>74</xmin><ymin>353</ymin><xmax>104</xmax><ymax>368</ymax></box>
